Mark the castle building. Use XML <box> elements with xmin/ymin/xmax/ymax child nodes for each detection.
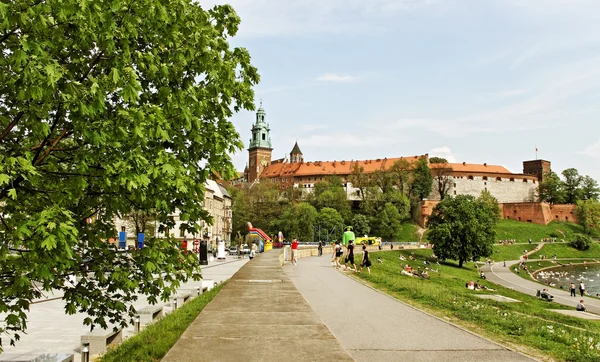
<box><xmin>243</xmin><ymin>105</ymin><xmax>548</xmax><ymax>204</ymax></box>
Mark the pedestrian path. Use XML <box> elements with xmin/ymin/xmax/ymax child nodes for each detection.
<box><xmin>481</xmin><ymin>260</ymin><xmax>600</xmax><ymax>315</ymax></box>
<box><xmin>161</xmin><ymin>250</ymin><xmax>353</xmax><ymax>362</ymax></box>
<box><xmin>284</xmin><ymin>255</ymin><xmax>535</xmax><ymax>362</ymax></box>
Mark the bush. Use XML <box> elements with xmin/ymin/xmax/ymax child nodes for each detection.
<box><xmin>570</xmin><ymin>234</ymin><xmax>592</xmax><ymax>251</ymax></box>
<box><xmin>548</xmin><ymin>232</ymin><xmax>559</xmax><ymax>238</ymax></box>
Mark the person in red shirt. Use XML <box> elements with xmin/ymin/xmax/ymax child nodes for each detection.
<box><xmin>291</xmin><ymin>239</ymin><xmax>299</xmax><ymax>265</ymax></box>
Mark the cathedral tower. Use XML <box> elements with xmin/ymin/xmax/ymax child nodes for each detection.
<box><xmin>248</xmin><ymin>102</ymin><xmax>273</xmax><ymax>183</ymax></box>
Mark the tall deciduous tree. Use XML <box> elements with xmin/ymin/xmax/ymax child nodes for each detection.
<box><xmin>388</xmin><ymin>159</ymin><xmax>412</xmax><ymax>196</ymax></box>
<box><xmin>375</xmin><ymin>202</ymin><xmax>403</xmax><ymax>241</ymax></box>
<box><xmin>410</xmin><ymin>156</ymin><xmax>433</xmax><ymax>201</ymax></box>
<box><xmin>351</xmin><ymin>214</ymin><xmax>371</xmax><ymax>237</ymax></box>
<box><xmin>575</xmin><ymin>199</ymin><xmax>600</xmax><ymax>235</ymax></box>
<box><xmin>281</xmin><ymin>202</ymin><xmax>318</xmax><ymax>241</ymax></box>
<box><xmin>427</xmin><ymin>195</ymin><xmax>497</xmax><ymax>268</ymax></box>
<box><xmin>581</xmin><ymin>176</ymin><xmax>600</xmax><ymax>201</ymax></box>
<box><xmin>562</xmin><ymin>168</ymin><xmax>583</xmax><ymax>204</ymax></box>
<box><xmin>347</xmin><ymin>163</ymin><xmax>369</xmax><ymax>201</ymax></box>
<box><xmin>538</xmin><ymin>172</ymin><xmax>566</xmax><ymax>204</ymax></box>
<box><xmin>315</xmin><ymin>207</ymin><xmax>344</xmax><ymax>242</ymax></box>
<box><xmin>309</xmin><ymin>176</ymin><xmax>351</xmax><ymax>222</ymax></box>
<box><xmin>431</xmin><ymin>161</ymin><xmax>453</xmax><ymax>200</ymax></box>
<box><xmin>0</xmin><ymin>0</ymin><xmax>258</xmax><ymax>347</ymax></box>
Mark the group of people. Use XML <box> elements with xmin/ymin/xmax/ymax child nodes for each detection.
<box><xmin>331</xmin><ymin>240</ymin><xmax>372</xmax><ymax>274</ymax></box>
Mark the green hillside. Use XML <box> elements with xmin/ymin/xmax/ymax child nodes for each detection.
<box><xmin>494</xmin><ymin>219</ymin><xmax>584</xmax><ymax>242</ymax></box>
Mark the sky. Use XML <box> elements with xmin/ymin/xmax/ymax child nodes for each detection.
<box><xmin>203</xmin><ymin>0</ymin><xmax>600</xmax><ymax>182</ymax></box>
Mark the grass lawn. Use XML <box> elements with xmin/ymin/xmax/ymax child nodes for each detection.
<box><xmin>529</xmin><ymin>243</ymin><xmax>600</xmax><ymax>260</ymax></box>
<box><xmin>495</xmin><ymin>220</ymin><xmax>584</xmax><ymax>243</ymax></box>
<box><xmin>354</xmin><ymin>249</ymin><xmax>600</xmax><ymax>362</ymax></box>
<box><xmin>99</xmin><ymin>284</ymin><xmax>224</xmax><ymax>362</ymax></box>
<box><xmin>395</xmin><ymin>222</ymin><xmax>423</xmax><ymax>242</ymax></box>
<box><xmin>486</xmin><ymin>243</ymin><xmax>538</xmax><ymax>263</ymax></box>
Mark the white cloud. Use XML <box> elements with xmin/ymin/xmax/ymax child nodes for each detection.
<box><xmin>316</xmin><ymin>73</ymin><xmax>357</xmax><ymax>83</ymax></box>
<box><xmin>579</xmin><ymin>140</ymin><xmax>600</xmax><ymax>158</ymax></box>
<box><xmin>428</xmin><ymin>147</ymin><xmax>456</xmax><ymax>163</ymax></box>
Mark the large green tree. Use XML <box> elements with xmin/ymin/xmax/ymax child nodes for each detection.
<box><xmin>281</xmin><ymin>202</ymin><xmax>318</xmax><ymax>241</ymax></box>
<box><xmin>410</xmin><ymin>156</ymin><xmax>433</xmax><ymax>201</ymax></box>
<box><xmin>308</xmin><ymin>176</ymin><xmax>351</xmax><ymax>221</ymax></box>
<box><xmin>0</xmin><ymin>0</ymin><xmax>258</xmax><ymax>348</ymax></box>
<box><xmin>562</xmin><ymin>168</ymin><xmax>583</xmax><ymax>204</ymax></box>
<box><xmin>575</xmin><ymin>199</ymin><xmax>600</xmax><ymax>235</ymax></box>
<box><xmin>315</xmin><ymin>207</ymin><xmax>344</xmax><ymax>242</ymax></box>
<box><xmin>581</xmin><ymin>176</ymin><xmax>600</xmax><ymax>201</ymax></box>
<box><xmin>427</xmin><ymin>195</ymin><xmax>498</xmax><ymax>268</ymax></box>
<box><xmin>375</xmin><ymin>202</ymin><xmax>403</xmax><ymax>240</ymax></box>
<box><xmin>537</xmin><ymin>172</ymin><xmax>566</xmax><ymax>204</ymax></box>
<box><xmin>351</xmin><ymin>214</ymin><xmax>371</xmax><ymax>237</ymax></box>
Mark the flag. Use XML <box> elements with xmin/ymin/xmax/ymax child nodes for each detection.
<box><xmin>536</xmin><ymin>147</ymin><xmax>538</xmax><ymax>152</ymax></box>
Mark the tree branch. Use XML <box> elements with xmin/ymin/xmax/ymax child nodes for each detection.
<box><xmin>0</xmin><ymin>112</ymin><xmax>24</xmax><ymax>143</ymax></box>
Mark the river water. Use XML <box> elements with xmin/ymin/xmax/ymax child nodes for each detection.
<box><xmin>534</xmin><ymin>263</ymin><xmax>600</xmax><ymax>296</ymax></box>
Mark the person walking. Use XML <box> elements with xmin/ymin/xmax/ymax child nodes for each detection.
<box><xmin>360</xmin><ymin>245</ymin><xmax>371</xmax><ymax>274</ymax></box>
<box><xmin>332</xmin><ymin>241</ymin><xmax>342</xmax><ymax>268</ymax></box>
<box><xmin>344</xmin><ymin>240</ymin><xmax>357</xmax><ymax>272</ymax></box>
<box><xmin>579</xmin><ymin>281</ymin><xmax>586</xmax><ymax>297</ymax></box>
<box><xmin>570</xmin><ymin>282</ymin><xmax>577</xmax><ymax>297</ymax></box>
<box><xmin>291</xmin><ymin>239</ymin><xmax>298</xmax><ymax>265</ymax></box>
<box><xmin>318</xmin><ymin>240</ymin><xmax>323</xmax><ymax>257</ymax></box>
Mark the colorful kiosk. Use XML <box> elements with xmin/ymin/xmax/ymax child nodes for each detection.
<box><xmin>247</xmin><ymin>222</ymin><xmax>273</xmax><ymax>252</ymax></box>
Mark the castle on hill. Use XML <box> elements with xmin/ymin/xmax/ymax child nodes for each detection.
<box><xmin>241</xmin><ymin>104</ymin><xmax>576</xmax><ymax>225</ymax></box>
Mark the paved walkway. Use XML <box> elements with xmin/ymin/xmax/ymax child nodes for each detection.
<box><xmin>481</xmin><ymin>260</ymin><xmax>600</xmax><ymax>314</ymax></box>
<box><xmin>161</xmin><ymin>250</ymin><xmax>353</xmax><ymax>362</ymax></box>
<box><xmin>0</xmin><ymin>256</ymin><xmax>248</xmax><ymax>362</ymax></box>
<box><xmin>284</xmin><ymin>255</ymin><xmax>535</xmax><ymax>362</ymax></box>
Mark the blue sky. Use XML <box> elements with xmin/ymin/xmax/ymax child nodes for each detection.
<box><xmin>204</xmin><ymin>0</ymin><xmax>600</xmax><ymax>182</ymax></box>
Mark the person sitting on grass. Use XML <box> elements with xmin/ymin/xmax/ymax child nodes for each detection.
<box><xmin>576</xmin><ymin>300</ymin><xmax>587</xmax><ymax>312</ymax></box>
<box><xmin>540</xmin><ymin>289</ymin><xmax>554</xmax><ymax>301</ymax></box>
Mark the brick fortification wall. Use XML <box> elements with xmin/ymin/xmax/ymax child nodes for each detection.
<box><xmin>429</xmin><ymin>175</ymin><xmax>537</xmax><ymax>203</ymax></box>
<box><xmin>419</xmin><ymin>201</ymin><xmax>577</xmax><ymax>227</ymax></box>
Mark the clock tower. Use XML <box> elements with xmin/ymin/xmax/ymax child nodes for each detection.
<box><xmin>248</xmin><ymin>102</ymin><xmax>273</xmax><ymax>183</ymax></box>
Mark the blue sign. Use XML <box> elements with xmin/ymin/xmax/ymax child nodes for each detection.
<box><xmin>119</xmin><ymin>231</ymin><xmax>127</xmax><ymax>249</ymax></box>
<box><xmin>137</xmin><ymin>233</ymin><xmax>145</xmax><ymax>249</ymax></box>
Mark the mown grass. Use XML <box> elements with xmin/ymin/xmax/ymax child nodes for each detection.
<box><xmin>99</xmin><ymin>284</ymin><xmax>224</xmax><ymax>362</ymax></box>
<box><xmin>355</xmin><ymin>249</ymin><xmax>600</xmax><ymax>362</ymax></box>
<box><xmin>495</xmin><ymin>220</ymin><xmax>584</xmax><ymax>243</ymax></box>
<box><xmin>485</xmin><ymin>243</ymin><xmax>538</xmax><ymax>263</ymax></box>
<box><xmin>395</xmin><ymin>222</ymin><xmax>423</xmax><ymax>242</ymax></box>
<box><xmin>529</xmin><ymin>243</ymin><xmax>600</xmax><ymax>260</ymax></box>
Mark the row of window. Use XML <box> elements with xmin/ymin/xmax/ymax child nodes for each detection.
<box><xmin>459</xmin><ymin>176</ymin><xmax>536</xmax><ymax>183</ymax></box>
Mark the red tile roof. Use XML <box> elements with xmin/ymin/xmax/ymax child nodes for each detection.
<box><xmin>430</xmin><ymin>162</ymin><xmax>511</xmax><ymax>174</ymax></box>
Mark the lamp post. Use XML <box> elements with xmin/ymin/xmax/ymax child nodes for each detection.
<box><xmin>81</xmin><ymin>343</ymin><xmax>90</xmax><ymax>362</ymax></box>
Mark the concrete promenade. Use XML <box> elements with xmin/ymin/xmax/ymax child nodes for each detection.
<box><xmin>161</xmin><ymin>250</ymin><xmax>354</xmax><ymax>362</ymax></box>
<box><xmin>163</xmin><ymin>249</ymin><xmax>534</xmax><ymax>362</ymax></box>
<box><xmin>481</xmin><ymin>260</ymin><xmax>600</xmax><ymax>315</ymax></box>
<box><xmin>0</xmin><ymin>256</ymin><xmax>248</xmax><ymax>362</ymax></box>
<box><xmin>285</xmin><ymin>254</ymin><xmax>535</xmax><ymax>362</ymax></box>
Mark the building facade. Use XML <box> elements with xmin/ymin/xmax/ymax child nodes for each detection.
<box><xmin>243</xmin><ymin>105</ymin><xmax>547</xmax><ymax>204</ymax></box>
<box><xmin>114</xmin><ymin>180</ymin><xmax>232</xmax><ymax>249</ymax></box>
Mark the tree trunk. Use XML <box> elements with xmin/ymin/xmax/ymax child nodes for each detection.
<box><xmin>458</xmin><ymin>259</ymin><xmax>463</xmax><ymax>268</ymax></box>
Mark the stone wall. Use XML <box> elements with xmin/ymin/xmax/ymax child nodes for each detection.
<box><xmin>429</xmin><ymin>175</ymin><xmax>537</xmax><ymax>203</ymax></box>
<box><xmin>419</xmin><ymin>201</ymin><xmax>577</xmax><ymax>226</ymax></box>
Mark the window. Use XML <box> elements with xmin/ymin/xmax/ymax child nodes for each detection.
<box><xmin>484</xmin><ymin>182</ymin><xmax>487</xmax><ymax>186</ymax></box>
<box><xmin>180</xmin><ymin>228</ymin><xmax>186</xmax><ymax>238</ymax></box>
<box><xmin>454</xmin><ymin>183</ymin><xmax>456</xmax><ymax>187</ymax></box>
<box><xmin>454</xmin><ymin>190</ymin><xmax>457</xmax><ymax>195</ymax></box>
<box><xmin>483</xmin><ymin>176</ymin><xmax>488</xmax><ymax>181</ymax></box>
<box><xmin>262</xmin><ymin>133</ymin><xmax>266</xmax><ymax>140</ymax></box>
<box><xmin>496</xmin><ymin>177</ymin><xmax>501</xmax><ymax>181</ymax></box>
<box><xmin>510</xmin><ymin>178</ymin><xmax>515</xmax><ymax>182</ymax></box>
<box><xmin>523</xmin><ymin>179</ymin><xmax>528</xmax><ymax>183</ymax></box>
<box><xmin>467</xmin><ymin>175</ymin><xmax>474</xmax><ymax>180</ymax></box>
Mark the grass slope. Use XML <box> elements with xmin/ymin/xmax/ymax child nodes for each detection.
<box><xmin>530</xmin><ymin>243</ymin><xmax>600</xmax><ymax>259</ymax></box>
<box><xmin>395</xmin><ymin>222</ymin><xmax>422</xmax><ymax>242</ymax></box>
<box><xmin>99</xmin><ymin>284</ymin><xmax>224</xmax><ymax>362</ymax></box>
<box><xmin>355</xmin><ymin>250</ymin><xmax>600</xmax><ymax>361</ymax></box>
<box><xmin>495</xmin><ymin>220</ymin><xmax>584</xmax><ymax>243</ymax></box>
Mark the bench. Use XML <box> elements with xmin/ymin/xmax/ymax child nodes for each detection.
<box><xmin>137</xmin><ymin>305</ymin><xmax>164</xmax><ymax>326</ymax></box>
<box><xmin>179</xmin><ymin>286</ymin><xmax>201</xmax><ymax>298</ymax></box>
<box><xmin>170</xmin><ymin>291</ymin><xmax>192</xmax><ymax>310</ymax></box>
<box><xmin>202</xmin><ymin>279</ymin><xmax>216</xmax><ymax>291</ymax></box>
<box><xmin>81</xmin><ymin>327</ymin><xmax>123</xmax><ymax>358</ymax></box>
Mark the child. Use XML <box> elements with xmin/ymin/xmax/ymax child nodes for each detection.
<box><xmin>360</xmin><ymin>245</ymin><xmax>371</xmax><ymax>274</ymax></box>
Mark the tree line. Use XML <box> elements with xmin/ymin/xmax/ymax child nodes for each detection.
<box><xmin>228</xmin><ymin>157</ymin><xmax>433</xmax><ymax>242</ymax></box>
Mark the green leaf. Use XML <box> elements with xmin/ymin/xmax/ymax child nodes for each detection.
<box><xmin>8</xmin><ymin>188</ymin><xmax>16</xmax><ymax>200</ymax></box>
<box><xmin>0</xmin><ymin>174</ymin><xmax>9</xmax><ymax>186</ymax></box>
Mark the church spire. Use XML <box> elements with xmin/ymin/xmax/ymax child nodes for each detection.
<box><xmin>290</xmin><ymin>141</ymin><xmax>303</xmax><ymax>163</ymax></box>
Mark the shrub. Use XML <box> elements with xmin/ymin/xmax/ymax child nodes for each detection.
<box><xmin>548</xmin><ymin>232</ymin><xmax>559</xmax><ymax>238</ymax></box>
<box><xmin>570</xmin><ymin>234</ymin><xmax>592</xmax><ymax>251</ymax></box>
